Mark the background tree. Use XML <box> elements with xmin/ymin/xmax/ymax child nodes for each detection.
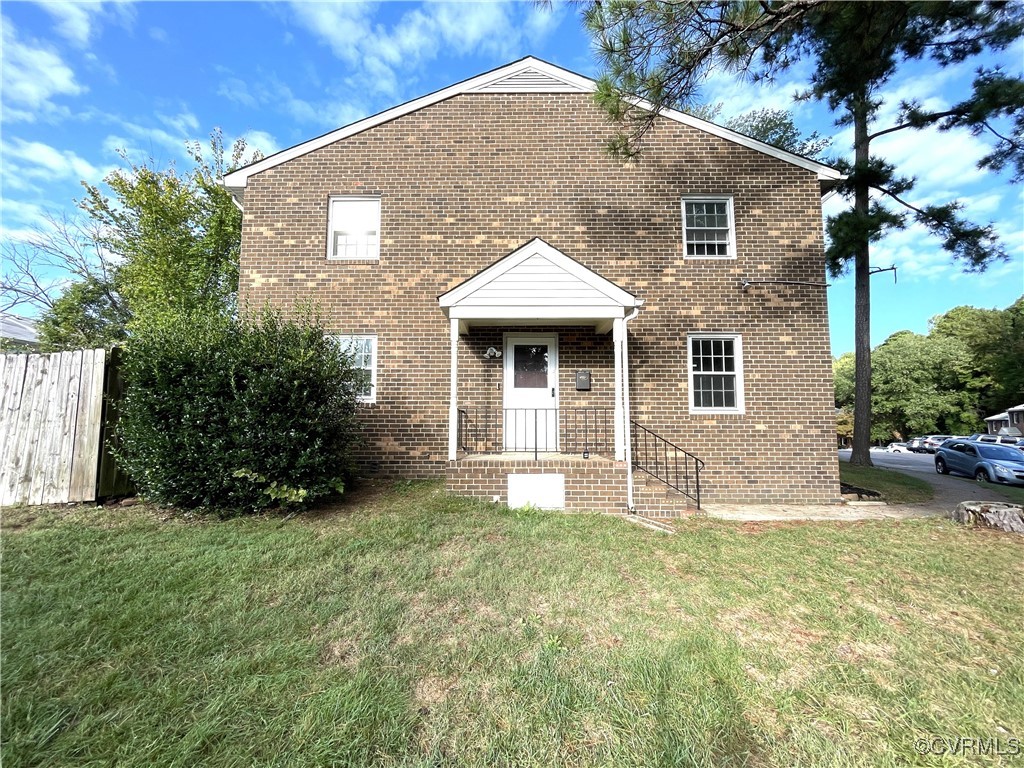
<box><xmin>833</xmin><ymin>352</ymin><xmax>856</xmax><ymax>409</ymax></box>
<box><xmin>725</xmin><ymin>107</ymin><xmax>831</xmax><ymax>159</ymax></box>
<box><xmin>582</xmin><ymin>0</ymin><xmax>1023</xmax><ymax>466</ymax></box>
<box><xmin>930</xmin><ymin>296</ymin><xmax>1024</xmax><ymax>413</ymax></box>
<box><xmin>688</xmin><ymin>104</ymin><xmax>832</xmax><ymax>158</ymax></box>
<box><xmin>870</xmin><ymin>330</ymin><xmax>981</xmax><ymax>440</ymax></box>
<box><xmin>0</xmin><ymin>130</ymin><xmax>258</xmax><ymax>348</ymax></box>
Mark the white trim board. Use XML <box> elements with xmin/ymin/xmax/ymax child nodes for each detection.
<box><xmin>221</xmin><ymin>56</ymin><xmax>842</xmax><ymax>206</ymax></box>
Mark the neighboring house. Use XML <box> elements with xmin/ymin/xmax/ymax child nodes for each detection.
<box><xmin>987</xmin><ymin>404</ymin><xmax>1024</xmax><ymax>437</ymax></box>
<box><xmin>223</xmin><ymin>57</ymin><xmax>843</xmax><ymax>514</ymax></box>
<box><xmin>0</xmin><ymin>314</ymin><xmax>39</xmax><ymax>351</ymax></box>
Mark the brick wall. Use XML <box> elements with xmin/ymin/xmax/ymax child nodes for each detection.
<box><xmin>238</xmin><ymin>92</ymin><xmax>841</xmax><ymax>504</ymax></box>
<box><xmin>447</xmin><ymin>458</ymin><xmax>628</xmax><ymax>514</ymax></box>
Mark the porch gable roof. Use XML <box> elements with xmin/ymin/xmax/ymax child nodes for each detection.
<box><xmin>438</xmin><ymin>238</ymin><xmax>642</xmax><ymax>331</ymax></box>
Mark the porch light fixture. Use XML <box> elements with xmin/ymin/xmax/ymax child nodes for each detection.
<box><xmin>483</xmin><ymin>347</ymin><xmax>502</xmax><ymax>359</ymax></box>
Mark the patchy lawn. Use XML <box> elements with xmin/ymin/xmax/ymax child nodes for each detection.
<box><xmin>2</xmin><ymin>481</ymin><xmax>1022</xmax><ymax>767</ymax></box>
<box><xmin>839</xmin><ymin>463</ymin><xmax>934</xmax><ymax>504</ymax></box>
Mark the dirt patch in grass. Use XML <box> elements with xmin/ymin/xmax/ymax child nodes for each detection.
<box><xmin>320</xmin><ymin>637</ymin><xmax>361</xmax><ymax>668</ymax></box>
<box><xmin>414</xmin><ymin>676</ymin><xmax>456</xmax><ymax>711</ymax></box>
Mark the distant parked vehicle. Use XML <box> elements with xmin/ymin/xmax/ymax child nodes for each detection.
<box><xmin>907</xmin><ymin>437</ymin><xmax>928</xmax><ymax>453</ymax></box>
<box><xmin>935</xmin><ymin>439</ymin><xmax>1024</xmax><ymax>486</ymax></box>
<box><xmin>923</xmin><ymin>435</ymin><xmax>953</xmax><ymax>453</ymax></box>
<box><xmin>886</xmin><ymin>442</ymin><xmax>910</xmax><ymax>453</ymax></box>
<box><xmin>967</xmin><ymin>433</ymin><xmax>1021</xmax><ymax>446</ymax></box>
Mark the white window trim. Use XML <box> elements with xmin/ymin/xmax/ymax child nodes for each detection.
<box><xmin>332</xmin><ymin>334</ymin><xmax>378</xmax><ymax>404</ymax></box>
<box><xmin>326</xmin><ymin>195</ymin><xmax>381</xmax><ymax>261</ymax></box>
<box><xmin>687</xmin><ymin>333</ymin><xmax>745</xmax><ymax>414</ymax></box>
<box><xmin>681</xmin><ymin>195</ymin><xmax>737</xmax><ymax>260</ymax></box>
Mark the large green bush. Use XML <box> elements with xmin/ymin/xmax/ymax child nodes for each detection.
<box><xmin>116</xmin><ymin>311</ymin><xmax>361</xmax><ymax>514</ymax></box>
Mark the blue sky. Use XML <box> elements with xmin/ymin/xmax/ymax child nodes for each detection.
<box><xmin>2</xmin><ymin>0</ymin><xmax>1022</xmax><ymax>355</ymax></box>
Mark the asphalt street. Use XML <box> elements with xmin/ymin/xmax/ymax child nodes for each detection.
<box><xmin>837</xmin><ymin>448</ymin><xmax>1022</xmax><ymax>508</ymax></box>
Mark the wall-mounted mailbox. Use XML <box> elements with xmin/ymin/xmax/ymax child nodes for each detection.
<box><xmin>575</xmin><ymin>370</ymin><xmax>591</xmax><ymax>391</ymax></box>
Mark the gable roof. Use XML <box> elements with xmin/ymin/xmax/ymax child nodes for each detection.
<box><xmin>439</xmin><ymin>238</ymin><xmax>642</xmax><ymax>333</ymax></box>
<box><xmin>222</xmin><ymin>56</ymin><xmax>842</xmax><ymax>206</ymax></box>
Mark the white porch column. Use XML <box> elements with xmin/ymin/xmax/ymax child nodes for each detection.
<box><xmin>613</xmin><ymin>317</ymin><xmax>625</xmax><ymax>461</ymax></box>
<box><xmin>448</xmin><ymin>318</ymin><xmax>459</xmax><ymax>461</ymax></box>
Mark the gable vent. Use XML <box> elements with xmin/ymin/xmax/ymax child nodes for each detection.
<box><xmin>470</xmin><ymin>67</ymin><xmax>588</xmax><ymax>94</ymax></box>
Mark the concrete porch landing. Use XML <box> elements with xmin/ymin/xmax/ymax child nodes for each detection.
<box><xmin>699</xmin><ymin>502</ymin><xmax>935</xmax><ymax>522</ymax></box>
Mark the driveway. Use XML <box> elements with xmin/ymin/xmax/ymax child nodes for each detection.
<box><xmin>701</xmin><ymin>449</ymin><xmax>1021</xmax><ymax>522</ymax></box>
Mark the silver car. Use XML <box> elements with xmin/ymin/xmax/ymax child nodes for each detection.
<box><xmin>935</xmin><ymin>440</ymin><xmax>1024</xmax><ymax>486</ymax></box>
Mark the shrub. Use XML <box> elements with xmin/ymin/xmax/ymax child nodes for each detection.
<box><xmin>116</xmin><ymin>310</ymin><xmax>361</xmax><ymax>514</ymax></box>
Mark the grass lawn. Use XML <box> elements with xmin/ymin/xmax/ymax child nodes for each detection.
<box><xmin>3</xmin><ymin>481</ymin><xmax>1023</xmax><ymax>767</ymax></box>
<box><xmin>838</xmin><ymin>463</ymin><xmax>934</xmax><ymax>504</ymax></box>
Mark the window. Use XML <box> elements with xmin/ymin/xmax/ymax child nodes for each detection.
<box><xmin>688</xmin><ymin>334</ymin><xmax>744</xmax><ymax>413</ymax></box>
<box><xmin>332</xmin><ymin>335</ymin><xmax>377</xmax><ymax>403</ymax></box>
<box><xmin>327</xmin><ymin>196</ymin><xmax>380</xmax><ymax>260</ymax></box>
<box><xmin>682</xmin><ymin>197</ymin><xmax>735</xmax><ymax>258</ymax></box>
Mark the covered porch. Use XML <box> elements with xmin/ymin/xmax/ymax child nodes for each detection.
<box><xmin>437</xmin><ymin>238</ymin><xmax>643</xmax><ymax>512</ymax></box>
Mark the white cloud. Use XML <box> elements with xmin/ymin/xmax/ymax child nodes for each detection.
<box><xmin>285</xmin><ymin>1</ymin><xmax>562</xmax><ymax>106</ymax></box>
<box><xmin>0</xmin><ymin>15</ymin><xmax>84</xmax><ymax>121</ymax></box>
<box><xmin>33</xmin><ymin>0</ymin><xmax>136</xmax><ymax>47</ymax></box>
<box><xmin>237</xmin><ymin>130</ymin><xmax>280</xmax><ymax>158</ymax></box>
<box><xmin>2</xmin><ymin>137</ymin><xmax>103</xmax><ymax>182</ymax></box>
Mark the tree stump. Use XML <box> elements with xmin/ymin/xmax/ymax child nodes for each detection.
<box><xmin>949</xmin><ymin>502</ymin><xmax>1024</xmax><ymax>534</ymax></box>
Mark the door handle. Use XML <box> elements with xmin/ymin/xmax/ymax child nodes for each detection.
<box><xmin>551</xmin><ymin>387</ymin><xmax>555</xmax><ymax>397</ymax></box>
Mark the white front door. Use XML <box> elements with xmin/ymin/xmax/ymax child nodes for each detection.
<box><xmin>503</xmin><ymin>334</ymin><xmax>558</xmax><ymax>451</ymax></box>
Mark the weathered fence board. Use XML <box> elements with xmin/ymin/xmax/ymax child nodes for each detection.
<box><xmin>0</xmin><ymin>349</ymin><xmax>109</xmax><ymax>506</ymax></box>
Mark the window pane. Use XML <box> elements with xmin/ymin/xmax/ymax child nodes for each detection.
<box><xmin>513</xmin><ymin>344</ymin><xmax>548</xmax><ymax>388</ymax></box>
<box><xmin>684</xmin><ymin>199</ymin><xmax>731</xmax><ymax>258</ymax></box>
<box><xmin>330</xmin><ymin>198</ymin><xmax>381</xmax><ymax>259</ymax></box>
<box><xmin>690</xmin><ymin>337</ymin><xmax>739</xmax><ymax>410</ymax></box>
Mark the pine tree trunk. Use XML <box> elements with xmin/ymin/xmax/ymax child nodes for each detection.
<box><xmin>850</xmin><ymin>97</ymin><xmax>874</xmax><ymax>467</ymax></box>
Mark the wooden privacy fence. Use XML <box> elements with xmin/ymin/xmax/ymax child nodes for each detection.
<box><xmin>0</xmin><ymin>348</ymin><xmax>129</xmax><ymax>506</ymax></box>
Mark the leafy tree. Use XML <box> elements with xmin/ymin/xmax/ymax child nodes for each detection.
<box><xmin>686</xmin><ymin>103</ymin><xmax>831</xmax><ymax>158</ymax></box>
<box><xmin>836</xmin><ymin>408</ymin><xmax>853</xmax><ymax>447</ymax></box>
<box><xmin>833</xmin><ymin>352</ymin><xmax>856</xmax><ymax>408</ymax></box>
<box><xmin>870</xmin><ymin>330</ymin><xmax>982</xmax><ymax>439</ymax></box>
<box><xmin>0</xmin><ymin>130</ymin><xmax>259</xmax><ymax>347</ymax></box>
<box><xmin>35</xmin><ymin>277</ymin><xmax>129</xmax><ymax>351</ymax></box>
<box><xmin>583</xmin><ymin>1</ymin><xmax>1023</xmax><ymax>466</ymax></box>
<box><xmin>930</xmin><ymin>296</ymin><xmax>1024</xmax><ymax>412</ymax></box>
<box><xmin>725</xmin><ymin>107</ymin><xmax>831</xmax><ymax>159</ymax></box>
<box><xmin>79</xmin><ymin>130</ymin><xmax>254</xmax><ymax>326</ymax></box>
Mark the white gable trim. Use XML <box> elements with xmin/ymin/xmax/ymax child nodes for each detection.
<box><xmin>438</xmin><ymin>238</ymin><xmax>641</xmax><ymax>312</ymax></box>
<box><xmin>221</xmin><ymin>57</ymin><xmax>841</xmax><ymax>204</ymax></box>
<box><xmin>466</xmin><ymin>65</ymin><xmax>588</xmax><ymax>94</ymax></box>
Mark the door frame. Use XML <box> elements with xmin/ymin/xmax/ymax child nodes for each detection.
<box><xmin>503</xmin><ymin>332</ymin><xmax>559</xmax><ymax>451</ymax></box>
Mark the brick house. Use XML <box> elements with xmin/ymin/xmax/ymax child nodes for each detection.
<box><xmin>223</xmin><ymin>57</ymin><xmax>843</xmax><ymax>515</ymax></box>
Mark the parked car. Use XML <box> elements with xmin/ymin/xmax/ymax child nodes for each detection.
<box><xmin>967</xmin><ymin>433</ymin><xmax>1021</xmax><ymax>446</ymax></box>
<box><xmin>923</xmin><ymin>435</ymin><xmax>953</xmax><ymax>453</ymax></box>
<box><xmin>935</xmin><ymin>439</ymin><xmax>1024</xmax><ymax>486</ymax></box>
<box><xmin>907</xmin><ymin>437</ymin><xmax>929</xmax><ymax>453</ymax></box>
<box><xmin>886</xmin><ymin>442</ymin><xmax>910</xmax><ymax>453</ymax></box>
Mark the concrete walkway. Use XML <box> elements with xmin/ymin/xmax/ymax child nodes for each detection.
<box><xmin>700</xmin><ymin>459</ymin><xmax>1022</xmax><ymax>522</ymax></box>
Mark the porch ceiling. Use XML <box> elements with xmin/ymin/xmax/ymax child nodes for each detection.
<box><xmin>438</xmin><ymin>238</ymin><xmax>642</xmax><ymax>334</ymax></box>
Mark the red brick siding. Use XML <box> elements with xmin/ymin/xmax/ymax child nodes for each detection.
<box><xmin>239</xmin><ymin>92</ymin><xmax>840</xmax><ymax>504</ymax></box>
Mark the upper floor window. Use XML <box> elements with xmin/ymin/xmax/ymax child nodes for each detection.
<box><xmin>331</xmin><ymin>334</ymin><xmax>377</xmax><ymax>403</ymax></box>
<box><xmin>682</xmin><ymin>197</ymin><xmax>735</xmax><ymax>259</ymax></box>
<box><xmin>327</xmin><ymin>196</ymin><xmax>380</xmax><ymax>260</ymax></box>
<box><xmin>688</xmin><ymin>333</ymin><xmax>745</xmax><ymax>414</ymax></box>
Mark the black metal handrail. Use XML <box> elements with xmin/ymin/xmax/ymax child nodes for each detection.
<box><xmin>457</xmin><ymin>407</ymin><xmax>614</xmax><ymax>460</ymax></box>
<box><xmin>630</xmin><ymin>420</ymin><xmax>704</xmax><ymax>509</ymax></box>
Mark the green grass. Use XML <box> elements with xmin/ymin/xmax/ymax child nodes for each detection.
<box><xmin>3</xmin><ymin>481</ymin><xmax>1023</xmax><ymax>767</ymax></box>
<box><xmin>987</xmin><ymin>483</ymin><xmax>1024</xmax><ymax>505</ymax></box>
<box><xmin>839</xmin><ymin>463</ymin><xmax>934</xmax><ymax>503</ymax></box>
